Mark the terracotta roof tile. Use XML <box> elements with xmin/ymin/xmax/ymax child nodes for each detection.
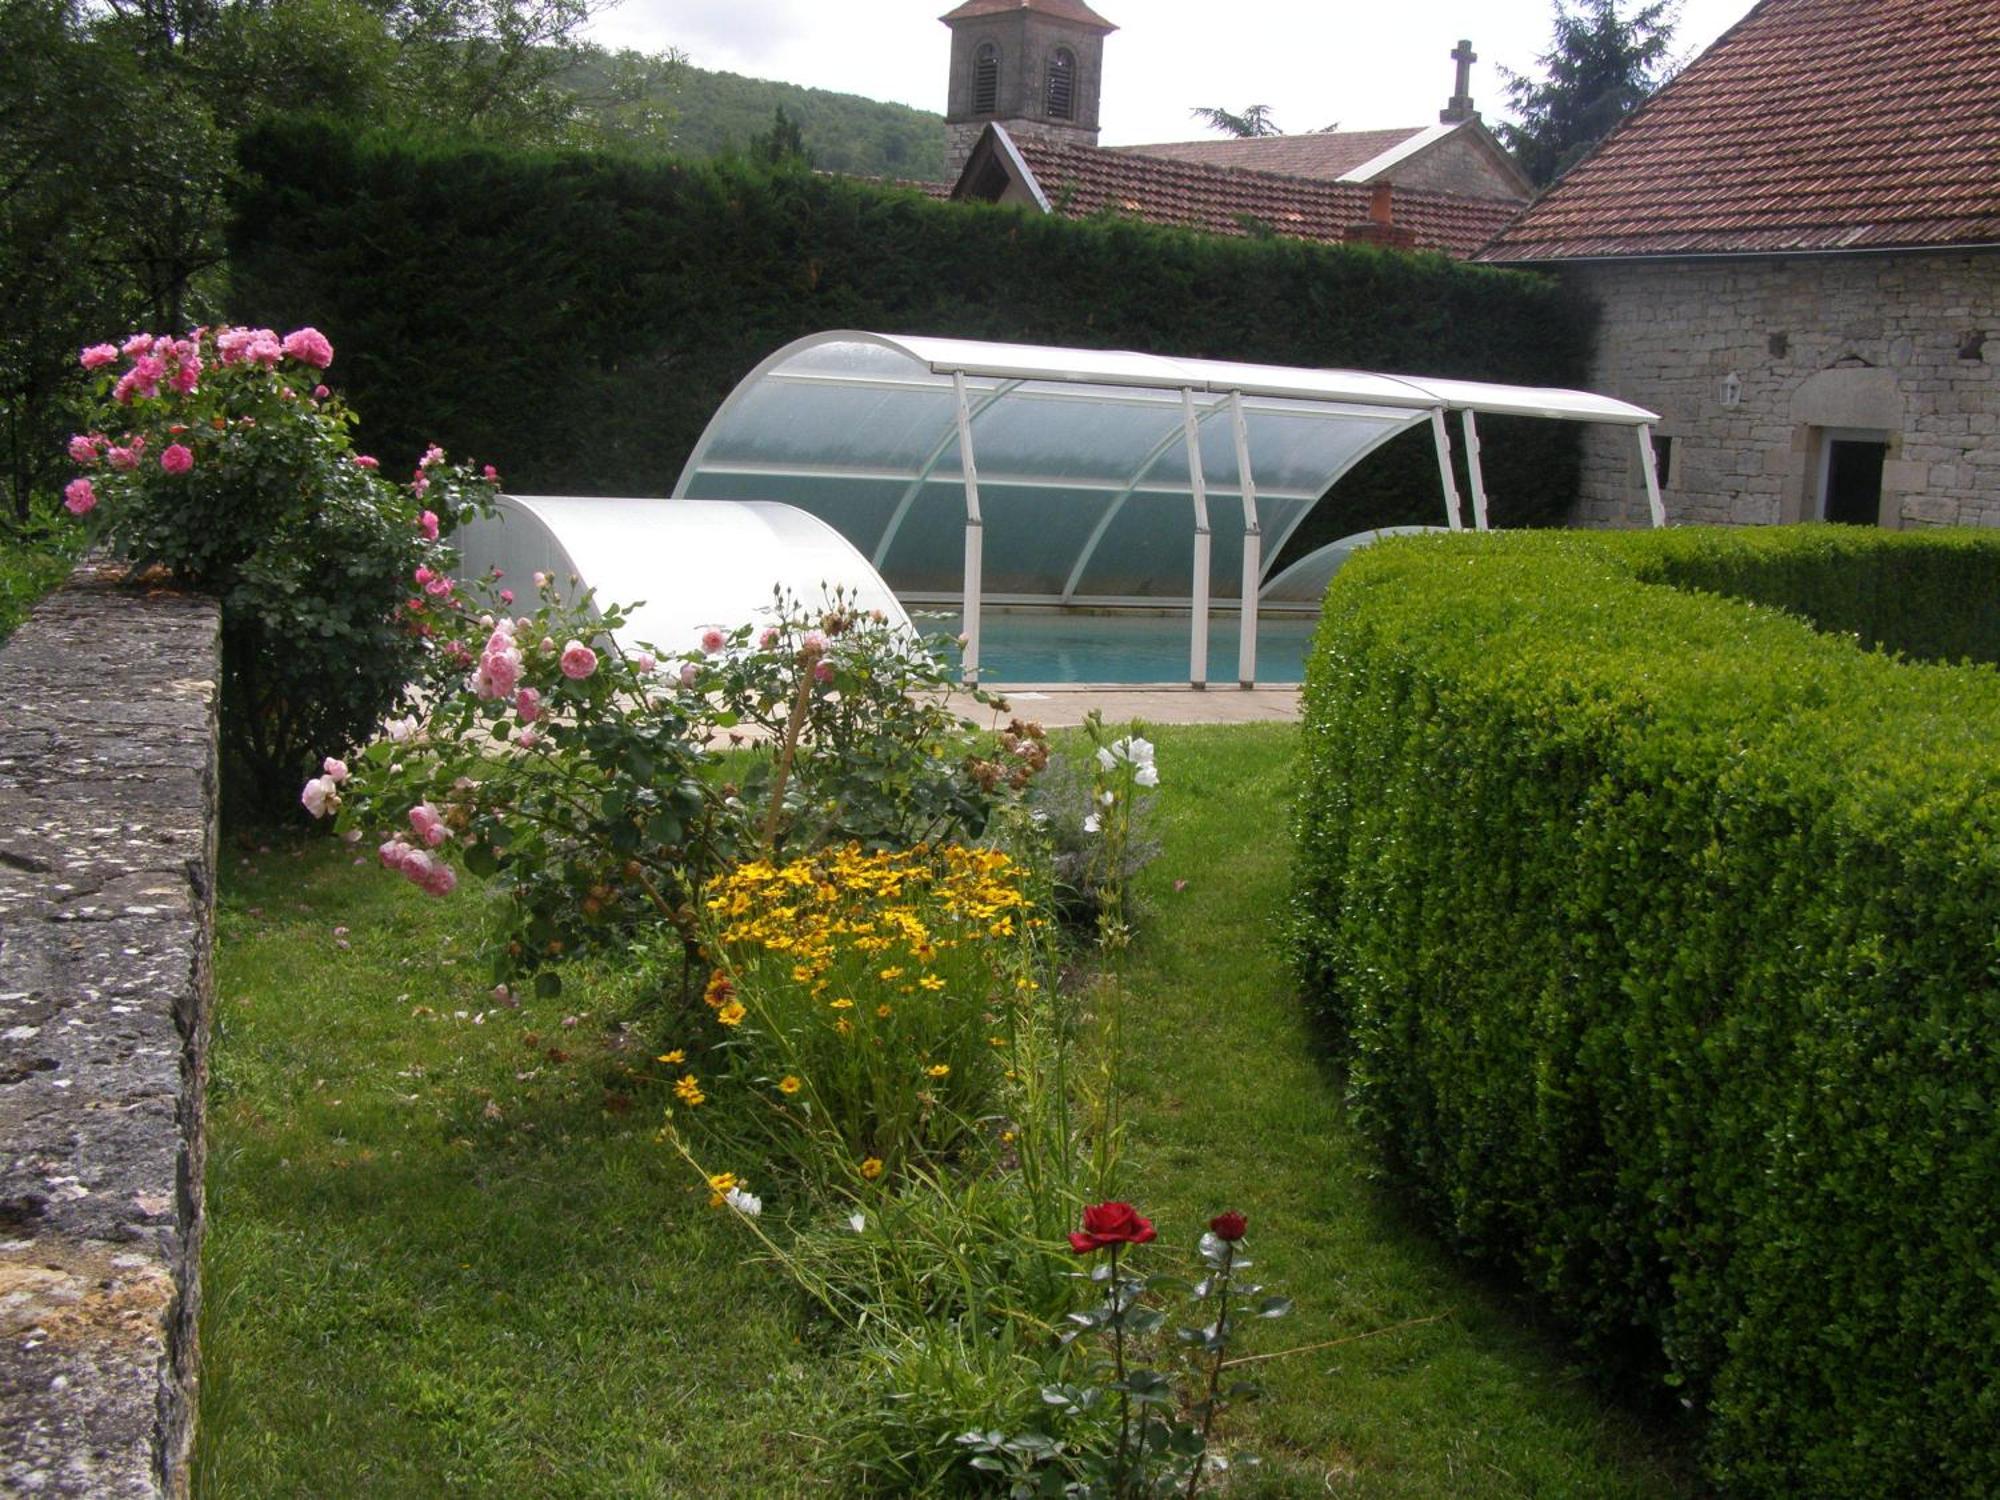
<box><xmin>1113</xmin><ymin>128</ymin><xmax>1426</xmax><ymax>180</ymax></box>
<box><xmin>1006</xmin><ymin>136</ymin><xmax>1523</xmax><ymax>258</ymax></box>
<box><xmin>938</xmin><ymin>0</ymin><xmax>1117</xmax><ymax>32</ymax></box>
<box><xmin>1480</xmin><ymin>0</ymin><xmax>2000</xmax><ymax>260</ymax></box>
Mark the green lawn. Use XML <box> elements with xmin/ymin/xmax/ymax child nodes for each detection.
<box><xmin>196</xmin><ymin>723</ymin><xmax>1694</xmax><ymax>1496</ymax></box>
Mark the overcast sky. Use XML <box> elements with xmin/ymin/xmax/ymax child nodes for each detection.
<box><xmin>585</xmin><ymin>0</ymin><xmax>1759</xmax><ymax>144</ymax></box>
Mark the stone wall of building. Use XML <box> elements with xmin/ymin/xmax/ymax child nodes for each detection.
<box><xmin>1379</xmin><ymin>135</ymin><xmax>1525</xmax><ymax>202</ymax></box>
<box><xmin>0</xmin><ymin>569</ymin><xmax>219</xmax><ymax>1498</ymax></box>
<box><xmin>1569</xmin><ymin>249</ymin><xmax>1999</xmax><ymax>527</ymax></box>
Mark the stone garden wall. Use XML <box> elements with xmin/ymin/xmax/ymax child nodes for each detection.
<box><xmin>0</xmin><ymin>568</ymin><xmax>219</xmax><ymax>1498</ymax></box>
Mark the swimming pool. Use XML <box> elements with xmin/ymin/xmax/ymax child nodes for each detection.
<box><xmin>922</xmin><ymin>610</ymin><xmax>1319</xmax><ymax>684</ymax></box>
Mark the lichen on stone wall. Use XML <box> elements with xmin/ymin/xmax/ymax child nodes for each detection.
<box><xmin>0</xmin><ymin>564</ymin><xmax>219</xmax><ymax>1499</ymax></box>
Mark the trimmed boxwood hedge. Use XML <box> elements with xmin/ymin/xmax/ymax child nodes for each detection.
<box><xmin>225</xmin><ymin>119</ymin><xmax>1591</xmax><ymax>562</ymax></box>
<box><xmin>1292</xmin><ymin>525</ymin><xmax>2000</xmax><ymax>1496</ymax></box>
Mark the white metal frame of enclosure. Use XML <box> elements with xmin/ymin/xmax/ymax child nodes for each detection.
<box><xmin>676</xmin><ymin>332</ymin><xmax>1665</xmax><ymax>687</ymax></box>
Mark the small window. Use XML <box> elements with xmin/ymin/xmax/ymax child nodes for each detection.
<box><xmin>1817</xmin><ymin>428</ymin><xmax>1889</xmax><ymax>525</ymax></box>
<box><xmin>1651</xmin><ymin>433</ymin><xmax>1673</xmax><ymax>488</ymax></box>
<box><xmin>1046</xmin><ymin>47</ymin><xmax>1076</xmax><ymax>121</ymax></box>
<box><xmin>973</xmin><ymin>42</ymin><xmax>1000</xmax><ymax>114</ymax></box>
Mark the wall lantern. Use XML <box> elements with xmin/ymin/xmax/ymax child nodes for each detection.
<box><xmin>1720</xmin><ymin>370</ymin><xmax>1743</xmax><ymax>409</ymax></box>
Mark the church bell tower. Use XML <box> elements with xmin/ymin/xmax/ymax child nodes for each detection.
<box><xmin>941</xmin><ymin>0</ymin><xmax>1117</xmax><ymax>176</ymax></box>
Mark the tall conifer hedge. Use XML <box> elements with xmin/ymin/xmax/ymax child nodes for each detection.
<box><xmin>228</xmin><ymin>120</ymin><xmax>1590</xmax><ymax>555</ymax></box>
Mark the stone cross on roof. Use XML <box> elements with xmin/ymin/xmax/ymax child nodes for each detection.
<box><xmin>1441</xmin><ymin>39</ymin><xmax>1478</xmax><ymax>123</ymax></box>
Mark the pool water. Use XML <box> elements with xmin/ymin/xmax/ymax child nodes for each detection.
<box><xmin>923</xmin><ymin>610</ymin><xmax>1319</xmax><ymax>684</ymax></box>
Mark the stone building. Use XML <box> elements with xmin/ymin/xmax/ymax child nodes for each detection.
<box><xmin>1479</xmin><ymin>0</ymin><xmax>2000</xmax><ymax>529</ymax></box>
<box><xmin>942</xmin><ymin>0</ymin><xmax>1528</xmax><ymax>258</ymax></box>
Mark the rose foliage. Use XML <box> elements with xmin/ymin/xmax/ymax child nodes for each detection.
<box><xmin>61</xmin><ymin>326</ymin><xmax>497</xmax><ymax>818</ymax></box>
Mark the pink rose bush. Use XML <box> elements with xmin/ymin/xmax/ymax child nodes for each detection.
<box><xmin>61</xmin><ymin>324</ymin><xmax>500</xmax><ymax>817</ymax></box>
<box><xmin>309</xmin><ymin>583</ymin><xmax>1033</xmax><ymax>992</ymax></box>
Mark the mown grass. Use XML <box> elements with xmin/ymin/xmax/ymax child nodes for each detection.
<box><xmin>0</xmin><ymin>519</ymin><xmax>80</xmax><ymax>642</ymax></box>
<box><xmin>197</xmin><ymin>723</ymin><xmax>1695</xmax><ymax>1496</ymax></box>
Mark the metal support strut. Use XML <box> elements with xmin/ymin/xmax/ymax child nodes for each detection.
<box><xmin>1430</xmin><ymin>408</ymin><xmax>1465</xmax><ymax>532</ymax></box>
<box><xmin>954</xmin><ymin>370</ymin><xmax>985</xmax><ymax>682</ymax></box>
<box><xmin>1636</xmin><ymin>423</ymin><xmax>1667</xmax><ymax>528</ymax></box>
<box><xmin>1461</xmin><ymin>409</ymin><xmax>1490</xmax><ymax>531</ymax></box>
<box><xmin>1229</xmin><ymin>391</ymin><xmax>1261</xmax><ymax>688</ymax></box>
<box><xmin>1182</xmin><ymin>388</ymin><xmax>1211</xmax><ymax>688</ymax></box>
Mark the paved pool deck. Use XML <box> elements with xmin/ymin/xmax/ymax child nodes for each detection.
<box><xmin>949</xmin><ymin>683</ymin><xmax>1303</xmax><ymax>731</ymax></box>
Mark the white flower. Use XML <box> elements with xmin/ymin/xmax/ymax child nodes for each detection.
<box><xmin>1083</xmin><ymin>813</ymin><xmax>1101</xmax><ymax>834</ymax></box>
<box><xmin>1100</xmin><ymin>790</ymin><xmax>1115</xmax><ymax>805</ymax></box>
<box><xmin>724</xmin><ymin>1185</ymin><xmax>762</xmax><ymax>1216</ymax></box>
<box><xmin>299</xmin><ymin>775</ymin><xmax>339</xmax><ymax>818</ymax></box>
<box><xmin>847</xmin><ymin>1212</ymin><xmax>867</xmax><ymax>1234</ymax></box>
<box><xmin>1134</xmin><ymin>764</ymin><xmax>1160</xmax><ymax>788</ymax></box>
<box><xmin>383</xmin><ymin>715</ymin><xmax>420</xmax><ymax>743</ymax></box>
<box><xmin>1096</xmin><ymin>746</ymin><xmax>1116</xmax><ymax>772</ymax></box>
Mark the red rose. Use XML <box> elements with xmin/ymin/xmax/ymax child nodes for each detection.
<box><xmin>1208</xmin><ymin>1211</ymin><xmax>1247</xmax><ymax>1242</ymax></box>
<box><xmin>1068</xmin><ymin>1201</ymin><xmax>1157</xmax><ymax>1253</ymax></box>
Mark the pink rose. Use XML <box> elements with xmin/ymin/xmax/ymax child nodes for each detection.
<box><xmin>67</xmin><ymin>434</ymin><xmax>99</xmax><ymax>465</ymax></box>
<box><xmin>560</xmin><ymin>641</ymin><xmax>598</xmax><ymax>680</ymax></box>
<box><xmin>419</xmin><ymin>444</ymin><xmax>445</xmax><ymax>470</ymax></box>
<box><xmin>801</xmin><ymin>630</ymin><xmax>828</xmax><ymax>658</ymax></box>
<box><xmin>418</xmin><ymin>510</ymin><xmax>439</xmax><ymax>540</ymax></box>
<box><xmin>62</xmin><ymin>477</ymin><xmax>96</xmax><ymax>516</ymax></box>
<box><xmin>813</xmin><ymin>659</ymin><xmax>835</xmax><ymax>684</ymax></box>
<box><xmin>113</xmin><ymin>355</ymin><xmax>164</xmax><ymax>403</ymax></box>
<box><xmin>516</xmin><ymin>727</ymin><xmax>542</xmax><ymax>750</ymax></box>
<box><xmin>410</xmin><ymin>472</ymin><xmax>430</xmax><ymax>499</ymax></box>
<box><xmin>498</xmin><ymin>589</ymin><xmax>514</xmax><ymax>605</ymax></box>
<box><xmin>515</xmin><ymin>687</ymin><xmax>541</xmax><ymax>722</ymax></box>
<box><xmin>759</xmin><ymin>627</ymin><xmax>780</xmax><ymax>649</ymax></box>
<box><xmin>313</xmin><ymin>384</ymin><xmax>330</xmax><ymax>400</ymax></box>
<box><xmin>699</xmin><ymin>627</ymin><xmax>726</xmax><ymax>654</ymax></box>
<box><xmin>322</xmin><ymin>756</ymin><xmax>349</xmax><ymax>782</ymax></box>
<box><xmin>281</xmin><ymin>327</ymin><xmax>334</xmax><ymax>368</ymax></box>
<box><xmin>532</xmin><ymin>571</ymin><xmax>549</xmax><ymax>588</ymax></box>
<box><xmin>424</xmin><ymin>574</ymin><xmax>453</xmax><ymax>597</ymax></box>
<box><xmin>106</xmin><ymin>440</ymin><xmax>143</xmax><ymax>472</ymax></box>
<box><xmin>160</xmin><ymin>443</ymin><xmax>193</xmax><ymax>475</ymax></box>
<box><xmin>409</xmin><ymin>803</ymin><xmax>450</xmax><ymax>848</ymax></box>
<box><xmin>120</xmin><ymin>332</ymin><xmax>155</xmax><ymax>358</ymax></box>
<box><xmin>679</xmin><ymin>661</ymin><xmax>700</xmax><ymax>689</ymax></box>
<box><xmin>482</xmin><ymin>464</ymin><xmax>499</xmax><ymax>482</ymax></box>
<box><xmin>79</xmin><ymin>343</ymin><xmax>119</xmax><ymax>370</ymax></box>
<box><xmin>353</xmin><ymin>455</ymin><xmax>379</xmax><ymax>470</ymax></box>
<box><xmin>413</xmin><ymin>565</ymin><xmax>433</xmax><ymax>585</ymax></box>
<box><xmin>168</xmin><ymin>356</ymin><xmax>201</xmax><ymax>395</ymax></box>
<box><xmin>247</xmin><ymin>334</ymin><xmax>283</xmax><ymax>368</ymax></box>
<box><xmin>633</xmin><ymin>651</ymin><xmax>657</xmax><ymax>675</ymax></box>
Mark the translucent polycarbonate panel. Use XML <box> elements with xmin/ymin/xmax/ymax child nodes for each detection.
<box><xmin>875</xmin><ymin>483</ymin><xmax>977</xmax><ymax>596</ymax></box>
<box><xmin>698</xmin><ymin>381</ymin><xmax>953</xmax><ymax>475</ymax></box>
<box><xmin>456</xmin><ymin>496</ymin><xmax>909</xmax><ymax>656</ymax></box>
<box><xmin>938</xmin><ymin>385</ymin><xmax>1191</xmax><ymax>485</ymax></box>
<box><xmin>676</xmin><ymin>470</ymin><xmax>912</xmax><ymax>561</ymax></box>
<box><xmin>967</xmin><ymin>483</ymin><xmax>1124</xmax><ymax>597</ymax></box>
<box><xmin>1260</xmin><ymin>526</ymin><xmax>1449</xmax><ymax>606</ymax></box>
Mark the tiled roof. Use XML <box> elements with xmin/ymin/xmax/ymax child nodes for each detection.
<box><xmin>1480</xmin><ymin>0</ymin><xmax>2000</xmax><ymax>261</ymax></box>
<box><xmin>1113</xmin><ymin>128</ymin><xmax>1426</xmax><ymax>181</ymax></box>
<box><xmin>938</xmin><ymin>0</ymin><xmax>1117</xmax><ymax>31</ymax></box>
<box><xmin>1006</xmin><ymin>135</ymin><xmax>1523</xmax><ymax>258</ymax></box>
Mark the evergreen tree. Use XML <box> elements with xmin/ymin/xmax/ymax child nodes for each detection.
<box><xmin>749</xmin><ymin>106</ymin><xmax>812</xmax><ymax>168</ymax></box>
<box><xmin>1189</xmin><ymin>104</ymin><xmax>1280</xmax><ymax>138</ymax></box>
<box><xmin>1500</xmin><ymin>0</ymin><xmax>1679</xmax><ymax>188</ymax></box>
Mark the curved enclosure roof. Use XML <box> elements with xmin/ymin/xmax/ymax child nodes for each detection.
<box><xmin>457</xmin><ymin>495</ymin><xmax>910</xmax><ymax>655</ymax></box>
<box><xmin>674</xmin><ymin>332</ymin><xmax>1660</xmax><ymax>606</ymax></box>
<box><xmin>1260</xmin><ymin>526</ymin><xmax>1447</xmax><ymax>608</ymax></box>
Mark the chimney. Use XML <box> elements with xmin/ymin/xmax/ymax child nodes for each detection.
<box><xmin>1441</xmin><ymin>38</ymin><xmax>1478</xmax><ymax>124</ymax></box>
<box><xmin>1345</xmin><ymin>183</ymin><xmax>1417</xmax><ymax>250</ymax></box>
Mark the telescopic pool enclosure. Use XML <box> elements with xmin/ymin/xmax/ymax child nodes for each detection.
<box><xmin>674</xmin><ymin>332</ymin><xmax>1664</xmax><ymax>686</ymax></box>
